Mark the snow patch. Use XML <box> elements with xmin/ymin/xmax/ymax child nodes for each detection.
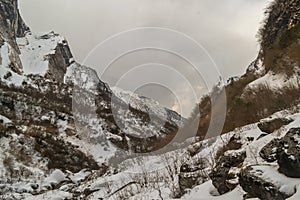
<box><xmin>17</xmin><ymin>31</ymin><xmax>64</xmax><ymax>76</ymax></box>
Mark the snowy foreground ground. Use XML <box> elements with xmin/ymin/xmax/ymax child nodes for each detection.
<box><xmin>3</xmin><ymin>107</ymin><xmax>298</xmax><ymax>200</ymax></box>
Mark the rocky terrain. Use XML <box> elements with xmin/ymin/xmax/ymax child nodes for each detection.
<box><xmin>0</xmin><ymin>0</ymin><xmax>300</xmax><ymax>199</ymax></box>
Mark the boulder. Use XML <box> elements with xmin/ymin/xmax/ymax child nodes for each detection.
<box><xmin>258</xmin><ymin>117</ymin><xmax>293</xmax><ymax>134</ymax></box>
<box><xmin>276</xmin><ymin>128</ymin><xmax>300</xmax><ymax>178</ymax></box>
<box><xmin>259</xmin><ymin>127</ymin><xmax>300</xmax><ymax>177</ymax></box>
<box><xmin>239</xmin><ymin>165</ymin><xmax>296</xmax><ymax>200</ymax></box>
<box><xmin>260</xmin><ymin>138</ymin><xmax>280</xmax><ymax>162</ymax></box>
<box><xmin>209</xmin><ymin>149</ymin><xmax>246</xmax><ymax>194</ymax></box>
<box><xmin>179</xmin><ymin>158</ymin><xmax>210</xmax><ymax>193</ymax></box>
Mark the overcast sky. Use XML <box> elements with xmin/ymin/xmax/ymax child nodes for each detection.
<box><xmin>19</xmin><ymin>0</ymin><xmax>269</xmax><ymax>117</ymax></box>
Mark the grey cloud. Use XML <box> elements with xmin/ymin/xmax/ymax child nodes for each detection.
<box><xmin>19</xmin><ymin>0</ymin><xmax>269</xmax><ymax>117</ymax></box>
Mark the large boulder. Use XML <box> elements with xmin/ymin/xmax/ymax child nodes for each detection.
<box><xmin>258</xmin><ymin>117</ymin><xmax>293</xmax><ymax>134</ymax></box>
<box><xmin>260</xmin><ymin>127</ymin><xmax>300</xmax><ymax>178</ymax></box>
<box><xmin>209</xmin><ymin>149</ymin><xmax>246</xmax><ymax>194</ymax></box>
<box><xmin>239</xmin><ymin>165</ymin><xmax>297</xmax><ymax>200</ymax></box>
<box><xmin>276</xmin><ymin>128</ymin><xmax>300</xmax><ymax>178</ymax></box>
<box><xmin>179</xmin><ymin>157</ymin><xmax>210</xmax><ymax>194</ymax></box>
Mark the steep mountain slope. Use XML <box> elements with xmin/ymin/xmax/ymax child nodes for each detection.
<box><xmin>186</xmin><ymin>0</ymin><xmax>300</xmax><ymax>139</ymax></box>
<box><xmin>0</xmin><ymin>0</ymin><xmax>185</xmax><ymax>198</ymax></box>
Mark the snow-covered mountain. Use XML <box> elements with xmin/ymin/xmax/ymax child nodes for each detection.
<box><xmin>0</xmin><ymin>0</ymin><xmax>300</xmax><ymax>199</ymax></box>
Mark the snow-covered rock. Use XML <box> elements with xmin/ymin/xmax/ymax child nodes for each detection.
<box><xmin>17</xmin><ymin>31</ymin><xmax>73</xmax><ymax>82</ymax></box>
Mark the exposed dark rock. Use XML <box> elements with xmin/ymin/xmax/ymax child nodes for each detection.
<box><xmin>209</xmin><ymin>149</ymin><xmax>246</xmax><ymax>194</ymax></box>
<box><xmin>276</xmin><ymin>128</ymin><xmax>300</xmax><ymax>178</ymax></box>
<box><xmin>179</xmin><ymin>157</ymin><xmax>210</xmax><ymax>193</ymax></box>
<box><xmin>260</xmin><ymin>138</ymin><xmax>280</xmax><ymax>162</ymax></box>
<box><xmin>0</xmin><ymin>0</ymin><xmax>30</xmax><ymax>74</ymax></box>
<box><xmin>258</xmin><ymin>117</ymin><xmax>293</xmax><ymax>134</ymax></box>
<box><xmin>46</xmin><ymin>41</ymin><xmax>73</xmax><ymax>82</ymax></box>
<box><xmin>257</xmin><ymin>132</ymin><xmax>269</xmax><ymax>140</ymax></box>
<box><xmin>259</xmin><ymin>0</ymin><xmax>300</xmax><ymax>55</ymax></box>
<box><xmin>0</xmin><ymin>0</ymin><xmax>29</xmax><ymax>50</ymax></box>
<box><xmin>259</xmin><ymin>127</ymin><xmax>300</xmax><ymax>177</ymax></box>
<box><xmin>239</xmin><ymin>165</ymin><xmax>295</xmax><ymax>200</ymax></box>
<box><xmin>215</xmin><ymin>134</ymin><xmax>242</xmax><ymax>161</ymax></box>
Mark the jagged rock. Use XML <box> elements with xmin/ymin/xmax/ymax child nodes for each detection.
<box><xmin>239</xmin><ymin>165</ymin><xmax>296</xmax><ymax>200</ymax></box>
<box><xmin>260</xmin><ymin>0</ymin><xmax>300</xmax><ymax>54</ymax></box>
<box><xmin>15</xmin><ymin>31</ymin><xmax>75</xmax><ymax>81</ymax></box>
<box><xmin>258</xmin><ymin>117</ymin><xmax>293</xmax><ymax>134</ymax></box>
<box><xmin>0</xmin><ymin>0</ymin><xmax>29</xmax><ymax>50</ymax></box>
<box><xmin>259</xmin><ymin>127</ymin><xmax>300</xmax><ymax>177</ymax></box>
<box><xmin>260</xmin><ymin>138</ymin><xmax>280</xmax><ymax>162</ymax></box>
<box><xmin>209</xmin><ymin>149</ymin><xmax>246</xmax><ymax>194</ymax></box>
<box><xmin>178</xmin><ymin>157</ymin><xmax>210</xmax><ymax>193</ymax></box>
<box><xmin>276</xmin><ymin>128</ymin><xmax>300</xmax><ymax>178</ymax></box>
<box><xmin>0</xmin><ymin>0</ymin><xmax>29</xmax><ymax>74</ymax></box>
<box><xmin>45</xmin><ymin>40</ymin><xmax>74</xmax><ymax>82</ymax></box>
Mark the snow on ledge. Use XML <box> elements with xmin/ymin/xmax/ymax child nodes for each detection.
<box><xmin>17</xmin><ymin>31</ymin><xmax>65</xmax><ymax>76</ymax></box>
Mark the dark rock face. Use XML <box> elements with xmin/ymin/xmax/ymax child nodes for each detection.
<box><xmin>260</xmin><ymin>0</ymin><xmax>300</xmax><ymax>54</ymax></box>
<box><xmin>179</xmin><ymin>157</ymin><xmax>210</xmax><ymax>193</ymax></box>
<box><xmin>277</xmin><ymin>128</ymin><xmax>300</xmax><ymax>178</ymax></box>
<box><xmin>260</xmin><ymin>128</ymin><xmax>300</xmax><ymax>178</ymax></box>
<box><xmin>239</xmin><ymin>166</ymin><xmax>294</xmax><ymax>200</ymax></box>
<box><xmin>260</xmin><ymin>138</ymin><xmax>280</xmax><ymax>162</ymax></box>
<box><xmin>46</xmin><ymin>40</ymin><xmax>74</xmax><ymax>82</ymax></box>
<box><xmin>0</xmin><ymin>0</ymin><xmax>29</xmax><ymax>52</ymax></box>
<box><xmin>0</xmin><ymin>0</ymin><xmax>29</xmax><ymax>74</ymax></box>
<box><xmin>258</xmin><ymin>117</ymin><xmax>293</xmax><ymax>134</ymax></box>
<box><xmin>209</xmin><ymin>149</ymin><xmax>246</xmax><ymax>194</ymax></box>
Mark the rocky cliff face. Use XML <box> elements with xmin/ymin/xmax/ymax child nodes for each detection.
<box><xmin>259</xmin><ymin>0</ymin><xmax>300</xmax><ymax>56</ymax></box>
<box><xmin>0</xmin><ymin>1</ymin><xmax>185</xmax><ymax>198</ymax></box>
<box><xmin>0</xmin><ymin>0</ymin><xmax>29</xmax><ymax>74</ymax></box>
<box><xmin>0</xmin><ymin>0</ymin><xmax>29</xmax><ymax>49</ymax></box>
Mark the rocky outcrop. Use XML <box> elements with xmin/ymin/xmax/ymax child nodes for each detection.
<box><xmin>0</xmin><ymin>0</ymin><xmax>73</xmax><ymax>80</ymax></box>
<box><xmin>239</xmin><ymin>165</ymin><xmax>296</xmax><ymax>200</ymax></box>
<box><xmin>260</xmin><ymin>138</ymin><xmax>280</xmax><ymax>162</ymax></box>
<box><xmin>0</xmin><ymin>0</ymin><xmax>29</xmax><ymax>74</ymax></box>
<box><xmin>259</xmin><ymin>0</ymin><xmax>300</xmax><ymax>55</ymax></box>
<box><xmin>258</xmin><ymin>117</ymin><xmax>294</xmax><ymax>134</ymax></box>
<box><xmin>179</xmin><ymin>157</ymin><xmax>210</xmax><ymax>193</ymax></box>
<box><xmin>64</xmin><ymin>62</ymin><xmax>110</xmax><ymax>93</ymax></box>
<box><xmin>45</xmin><ymin>40</ymin><xmax>74</xmax><ymax>82</ymax></box>
<box><xmin>0</xmin><ymin>0</ymin><xmax>29</xmax><ymax>50</ymax></box>
<box><xmin>209</xmin><ymin>149</ymin><xmax>246</xmax><ymax>194</ymax></box>
<box><xmin>259</xmin><ymin>128</ymin><xmax>300</xmax><ymax>178</ymax></box>
<box><xmin>277</xmin><ymin>128</ymin><xmax>300</xmax><ymax>178</ymax></box>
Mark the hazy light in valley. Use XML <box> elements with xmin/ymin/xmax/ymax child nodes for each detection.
<box><xmin>19</xmin><ymin>0</ymin><xmax>269</xmax><ymax>117</ymax></box>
